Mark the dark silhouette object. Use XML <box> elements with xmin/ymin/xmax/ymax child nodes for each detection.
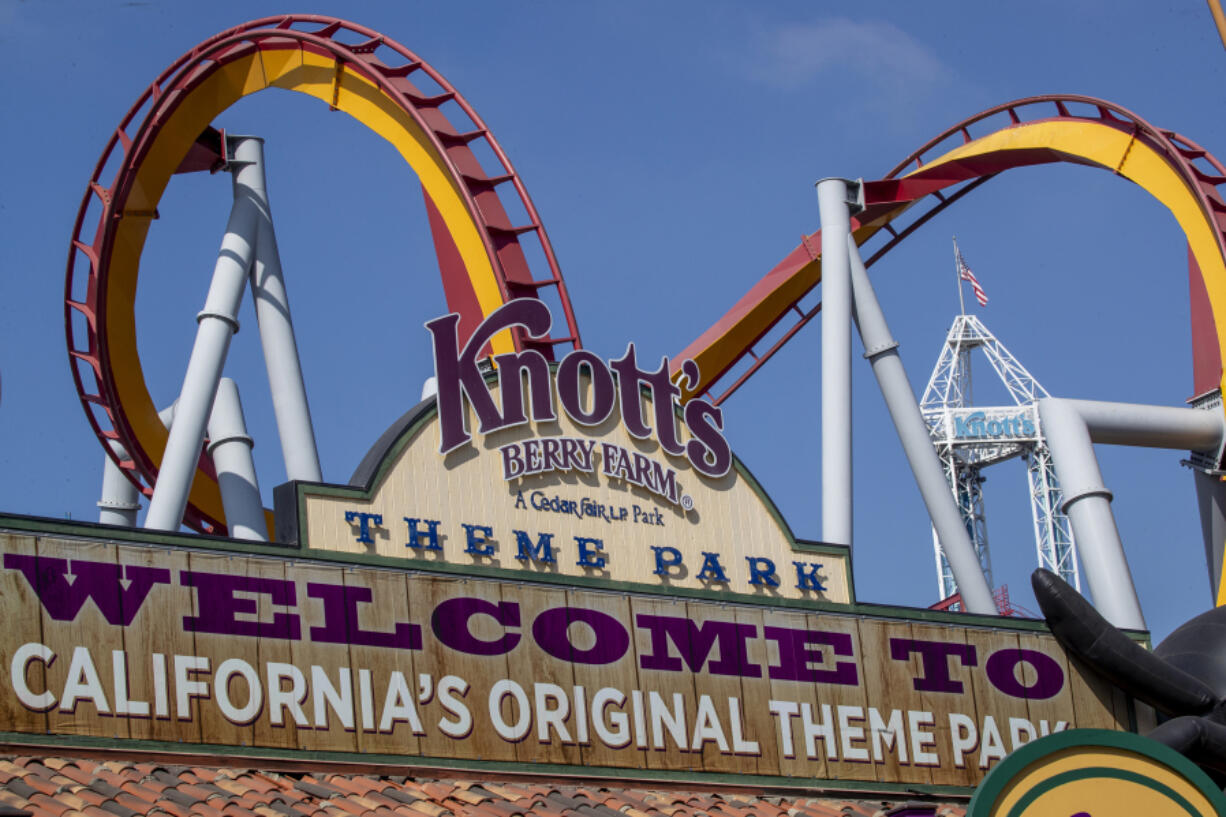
<box><xmin>1032</xmin><ymin>568</ymin><xmax>1226</xmax><ymax>783</ymax></box>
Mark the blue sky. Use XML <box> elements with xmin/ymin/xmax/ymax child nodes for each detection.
<box><xmin>1</xmin><ymin>1</ymin><xmax>1224</xmax><ymax>640</ymax></box>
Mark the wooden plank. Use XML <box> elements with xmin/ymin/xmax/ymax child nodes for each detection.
<box><xmin>408</xmin><ymin>573</ymin><xmax>516</xmax><ymax>762</ymax></box>
<box><xmin>185</xmin><ymin>550</ymin><xmax>256</xmax><ymax>749</ymax></box>
<box><xmin>685</xmin><ymin>600</ymin><xmax>757</xmax><ymax>775</ymax></box>
<box><xmin>37</xmin><ymin>537</ymin><xmax>129</xmax><ymax>740</ymax></box>
<box><xmin>0</xmin><ymin>533</ymin><xmax>48</xmax><ymax>735</ymax></box>
<box><xmin>344</xmin><ymin>566</ymin><xmax>422</xmax><ymax>757</ymax></box>
<box><xmin>1017</xmin><ymin>631</ymin><xmax>1079</xmax><ymax>742</ymax></box>
<box><xmin>759</xmin><ymin>608</ymin><xmax>825</xmax><ymax>781</ymax></box>
<box><xmin>1065</xmin><ymin>653</ymin><xmax>1125</xmax><ymax>730</ymax></box>
<box><xmin>505</xmin><ymin>583</ymin><xmax>581</xmax><ymax>767</ymax></box>
<box><xmin>730</xmin><ymin>604</ymin><xmax>769</xmax><ymax>776</ymax></box>
<box><xmin>565</xmin><ymin>588</ymin><xmax>644</xmax><ymax>772</ymax></box>
<box><xmin>965</xmin><ymin>629</ymin><xmax>1025</xmax><ymax>778</ymax></box>
<box><xmin>910</xmin><ymin>622</ymin><xmax>978</xmax><ymax>788</ymax></box>
<box><xmin>113</xmin><ymin>544</ymin><xmax>196</xmax><ymax>744</ymax></box>
<box><xmin>249</xmin><ymin>556</ymin><xmax>301</xmax><ymax>751</ymax></box>
<box><xmin>629</xmin><ymin>595</ymin><xmax>696</xmax><ymax>773</ymax></box>
<box><xmin>853</xmin><ymin>619</ymin><xmax>914</xmax><ymax>786</ymax></box>
<box><xmin>286</xmin><ymin>562</ymin><xmax>360</xmax><ymax>754</ymax></box>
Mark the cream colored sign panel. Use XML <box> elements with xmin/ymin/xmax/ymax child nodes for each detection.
<box><xmin>296</xmin><ymin>384</ymin><xmax>850</xmax><ymax>604</ymax></box>
<box><xmin>0</xmin><ymin>532</ymin><xmax>1126</xmax><ymax>788</ymax></box>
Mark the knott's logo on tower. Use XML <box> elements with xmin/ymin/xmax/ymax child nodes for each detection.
<box><xmin>425</xmin><ymin>299</ymin><xmax>732</xmax><ymax>509</ymax></box>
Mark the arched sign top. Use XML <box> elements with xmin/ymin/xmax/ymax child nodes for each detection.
<box><xmin>65</xmin><ymin>15</ymin><xmax>581</xmax><ymax>534</ymax></box>
<box><xmin>677</xmin><ymin>96</ymin><xmax>1226</xmax><ymax>409</ymax></box>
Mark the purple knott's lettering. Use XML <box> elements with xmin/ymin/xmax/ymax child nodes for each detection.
<box><xmin>636</xmin><ymin>614</ymin><xmax>762</xmax><ymax>678</ymax></box>
<box><xmin>985</xmin><ymin>648</ymin><xmax>1064</xmax><ymax>700</ymax></box>
<box><xmin>608</xmin><ymin>343</ymin><xmax>654</xmax><ymax>440</ymax></box>
<box><xmin>555</xmin><ymin>349</ymin><xmax>616</xmax><ymax>425</ymax></box>
<box><xmin>889</xmin><ymin>637</ymin><xmax>978</xmax><ymax>694</ymax></box>
<box><xmin>181</xmin><ymin>571</ymin><xmax>301</xmax><ymax>639</ymax></box>
<box><xmin>307</xmin><ymin>583</ymin><xmax>421</xmax><ymax>649</ymax></box>
<box><xmin>683</xmin><ymin>397</ymin><xmax>732</xmax><ymax>478</ymax></box>
<box><xmin>426</xmin><ymin>299</ymin><xmax>553</xmax><ymax>454</ymax></box>
<box><xmin>3</xmin><ymin>554</ymin><xmax>170</xmax><ymax>627</ymax></box>
<box><xmin>494</xmin><ymin>347</ymin><xmax>557</xmax><ymax>428</ymax></box>
<box><xmin>432</xmin><ymin>596</ymin><xmax>521</xmax><ymax>656</ymax></box>
<box><xmin>764</xmin><ymin>626</ymin><xmax>859</xmax><ymax>685</ymax></box>
<box><xmin>532</xmin><ymin>607</ymin><xmax>631</xmax><ymax>665</ymax></box>
<box><xmin>675</xmin><ymin>358</ymin><xmax>732</xmax><ymax>478</ymax></box>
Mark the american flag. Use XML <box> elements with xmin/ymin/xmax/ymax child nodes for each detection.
<box><xmin>957</xmin><ymin>247</ymin><xmax>988</xmax><ymax>307</ymax></box>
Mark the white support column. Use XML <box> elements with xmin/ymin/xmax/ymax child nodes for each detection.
<box><xmin>847</xmin><ymin>235</ymin><xmax>997</xmax><ymax>615</ymax></box>
<box><xmin>817</xmin><ymin>178</ymin><xmax>855</xmax><ymax>547</ymax></box>
<box><xmin>98</xmin><ymin>441</ymin><xmax>140</xmax><ymax>527</ymax></box>
<box><xmin>1038</xmin><ymin>399</ymin><xmax>1143</xmax><ymax>629</ymax></box>
<box><xmin>145</xmin><ymin>136</ymin><xmax>261</xmax><ymax>531</ymax></box>
<box><xmin>208</xmin><ymin>378</ymin><xmax>266</xmax><ymax>541</ymax></box>
<box><xmin>1038</xmin><ymin>397</ymin><xmax>1223</xmax><ymax>630</ymax></box>
<box><xmin>248</xmin><ymin>145</ymin><xmax>322</xmax><ymax>483</ymax></box>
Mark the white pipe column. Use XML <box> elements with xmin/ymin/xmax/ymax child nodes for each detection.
<box><xmin>1038</xmin><ymin>399</ymin><xmax>1144</xmax><ymax>629</ymax></box>
<box><xmin>847</xmin><ymin>236</ymin><xmax>997</xmax><ymax>615</ymax></box>
<box><xmin>98</xmin><ymin>442</ymin><xmax>140</xmax><ymax>527</ymax></box>
<box><xmin>145</xmin><ymin>136</ymin><xmax>262</xmax><ymax>531</ymax></box>
<box><xmin>207</xmin><ymin>378</ymin><xmax>266</xmax><ymax>541</ymax></box>
<box><xmin>817</xmin><ymin>178</ymin><xmax>855</xmax><ymax>547</ymax></box>
<box><xmin>248</xmin><ymin>144</ymin><xmax>322</xmax><ymax>483</ymax></box>
<box><xmin>1037</xmin><ymin>398</ymin><xmax>1223</xmax><ymax>629</ymax></box>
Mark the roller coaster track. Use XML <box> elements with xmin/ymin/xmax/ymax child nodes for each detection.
<box><xmin>676</xmin><ymin>95</ymin><xmax>1226</xmax><ymax>410</ymax></box>
<box><xmin>65</xmin><ymin>15</ymin><xmax>582</xmax><ymax>535</ymax></box>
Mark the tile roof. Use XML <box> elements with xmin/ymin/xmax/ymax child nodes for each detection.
<box><xmin>0</xmin><ymin>756</ymin><xmax>966</xmax><ymax>817</ymax></box>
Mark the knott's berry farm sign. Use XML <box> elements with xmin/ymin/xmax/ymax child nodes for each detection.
<box><xmin>277</xmin><ymin>299</ymin><xmax>854</xmax><ymax>603</ymax></box>
<box><xmin>0</xmin><ymin>300</ymin><xmax>1140</xmax><ymax>794</ymax></box>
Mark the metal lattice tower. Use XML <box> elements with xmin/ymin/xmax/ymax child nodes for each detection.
<box><xmin>919</xmin><ymin>312</ymin><xmax>1081</xmax><ymax>601</ymax></box>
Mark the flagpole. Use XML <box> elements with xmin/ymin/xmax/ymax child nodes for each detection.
<box><xmin>953</xmin><ymin>236</ymin><xmax>967</xmax><ymax>315</ymax></box>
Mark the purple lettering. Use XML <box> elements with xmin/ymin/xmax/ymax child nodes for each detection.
<box><xmin>609</xmin><ymin>344</ymin><xmax>653</xmax><ymax>439</ymax></box>
<box><xmin>556</xmin><ymin>350</ymin><xmax>616</xmax><ymax>426</ymax></box>
<box><xmin>889</xmin><ymin>638</ymin><xmax>978</xmax><ymax>694</ymax></box>
<box><xmin>493</xmin><ymin>349</ymin><xmax>556</xmax><ymax>427</ymax></box>
<box><xmin>426</xmin><ymin>300</ymin><xmax>552</xmax><ymax>453</ymax></box>
<box><xmin>500</xmin><ymin>443</ymin><xmax>525</xmax><ymax>479</ymax></box>
<box><xmin>684</xmin><ymin>398</ymin><xmax>732</xmax><ymax>478</ymax></box>
<box><xmin>764</xmin><ymin>626</ymin><xmax>858</xmax><ymax>685</ymax></box>
<box><xmin>533</xmin><ymin>607</ymin><xmax>630</xmax><ymax>665</ymax></box>
<box><xmin>4</xmin><ymin>554</ymin><xmax>170</xmax><ymax>627</ymax></box>
<box><xmin>181</xmin><ymin>572</ymin><xmax>301</xmax><ymax>639</ymax></box>
<box><xmin>985</xmin><ymin>648</ymin><xmax>1064</xmax><ymax>700</ymax></box>
<box><xmin>637</xmin><ymin>614</ymin><xmax>761</xmax><ymax>677</ymax></box>
<box><xmin>432</xmin><ymin>597</ymin><xmax>520</xmax><ymax>656</ymax></box>
<box><xmin>307</xmin><ymin>583</ymin><xmax>421</xmax><ymax>649</ymax></box>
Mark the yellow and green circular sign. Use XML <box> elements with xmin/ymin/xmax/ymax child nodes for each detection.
<box><xmin>969</xmin><ymin>729</ymin><xmax>1226</xmax><ymax>817</ymax></box>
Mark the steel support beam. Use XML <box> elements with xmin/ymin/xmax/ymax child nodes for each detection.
<box><xmin>145</xmin><ymin>137</ymin><xmax>262</xmax><ymax>531</ymax></box>
<box><xmin>848</xmin><ymin>235</ymin><xmax>996</xmax><ymax>615</ymax></box>
<box><xmin>207</xmin><ymin>378</ymin><xmax>266</xmax><ymax>541</ymax></box>
<box><xmin>1038</xmin><ymin>397</ymin><xmax>1225</xmax><ymax>629</ymax></box>
<box><xmin>817</xmin><ymin>178</ymin><xmax>855</xmax><ymax>547</ymax></box>
<box><xmin>249</xmin><ymin>154</ymin><xmax>321</xmax><ymax>483</ymax></box>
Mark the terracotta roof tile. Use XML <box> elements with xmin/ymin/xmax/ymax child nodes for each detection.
<box><xmin>0</xmin><ymin>755</ymin><xmax>968</xmax><ymax>817</ymax></box>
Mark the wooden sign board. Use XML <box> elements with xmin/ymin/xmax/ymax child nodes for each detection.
<box><xmin>0</xmin><ymin>526</ymin><xmax>1133</xmax><ymax>791</ymax></box>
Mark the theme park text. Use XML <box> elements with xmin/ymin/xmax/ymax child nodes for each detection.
<box><xmin>426</xmin><ymin>300</ymin><xmax>731</xmax><ymax>478</ymax></box>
